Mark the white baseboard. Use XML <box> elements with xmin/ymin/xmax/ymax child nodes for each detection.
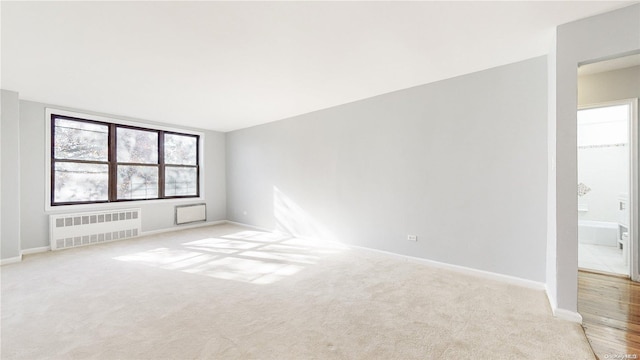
<box><xmin>0</xmin><ymin>254</ymin><xmax>23</xmax><ymax>265</ymax></box>
<box><xmin>353</xmin><ymin>246</ymin><xmax>581</xmax><ymax>323</ymax></box>
<box><xmin>544</xmin><ymin>284</ymin><xmax>582</xmax><ymax>323</ymax></box>
<box><xmin>225</xmin><ymin>220</ymin><xmax>273</xmax><ymax>232</ymax></box>
<box><xmin>141</xmin><ymin>220</ymin><xmax>227</xmax><ymax>237</ymax></box>
<box><xmin>21</xmin><ymin>246</ymin><xmax>51</xmax><ymax>255</ymax></box>
<box><xmin>552</xmin><ymin>308</ymin><xmax>583</xmax><ymax>323</ymax></box>
<box><xmin>19</xmin><ymin>221</ymin><xmax>225</xmax><ymax>258</ymax></box>
<box><xmin>349</xmin><ymin>245</ymin><xmax>547</xmax><ymax>291</ymax></box>
<box><xmin>225</xmin><ymin>220</ymin><xmax>547</xmax><ymax>291</ymax></box>
<box><xmin>41</xmin><ymin>217</ymin><xmax>583</xmax><ymax>323</ymax></box>
<box><xmin>9</xmin><ymin>218</ymin><xmax>585</xmax><ymax>324</ymax></box>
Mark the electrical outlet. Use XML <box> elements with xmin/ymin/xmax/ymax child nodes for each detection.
<box><xmin>407</xmin><ymin>235</ymin><xmax>417</xmax><ymax>241</ymax></box>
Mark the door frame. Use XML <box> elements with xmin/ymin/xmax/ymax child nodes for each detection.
<box><xmin>578</xmin><ymin>98</ymin><xmax>639</xmax><ymax>280</ymax></box>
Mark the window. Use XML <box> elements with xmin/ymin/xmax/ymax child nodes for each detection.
<box><xmin>578</xmin><ymin>104</ymin><xmax>630</xmax><ymax>147</ymax></box>
<box><xmin>51</xmin><ymin>114</ymin><xmax>199</xmax><ymax>206</ymax></box>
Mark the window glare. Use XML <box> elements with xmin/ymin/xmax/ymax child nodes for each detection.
<box><xmin>117</xmin><ymin>128</ymin><xmax>159</xmax><ymax>164</ymax></box>
<box><xmin>165</xmin><ymin>167</ymin><xmax>198</xmax><ymax>196</ymax></box>
<box><xmin>578</xmin><ymin>105</ymin><xmax>629</xmax><ymax>146</ymax></box>
<box><xmin>54</xmin><ymin>162</ymin><xmax>109</xmax><ymax>203</ymax></box>
<box><xmin>117</xmin><ymin>165</ymin><xmax>159</xmax><ymax>200</ymax></box>
<box><xmin>165</xmin><ymin>134</ymin><xmax>197</xmax><ymax>165</ymax></box>
<box><xmin>54</xmin><ymin>118</ymin><xmax>109</xmax><ymax>161</ymax></box>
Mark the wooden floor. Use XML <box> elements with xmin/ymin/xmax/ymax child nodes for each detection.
<box><xmin>578</xmin><ymin>270</ymin><xmax>640</xmax><ymax>359</ymax></box>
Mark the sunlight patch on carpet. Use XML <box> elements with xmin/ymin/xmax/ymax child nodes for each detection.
<box><xmin>114</xmin><ymin>231</ymin><xmax>345</xmax><ymax>284</ymax></box>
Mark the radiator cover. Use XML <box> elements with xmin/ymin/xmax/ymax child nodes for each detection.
<box><xmin>49</xmin><ymin>208</ymin><xmax>142</xmax><ymax>250</ymax></box>
<box><xmin>175</xmin><ymin>203</ymin><xmax>206</xmax><ymax>225</ymax></box>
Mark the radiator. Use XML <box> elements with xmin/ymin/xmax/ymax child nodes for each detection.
<box><xmin>175</xmin><ymin>204</ymin><xmax>206</xmax><ymax>225</ymax></box>
<box><xmin>50</xmin><ymin>208</ymin><xmax>142</xmax><ymax>250</ymax></box>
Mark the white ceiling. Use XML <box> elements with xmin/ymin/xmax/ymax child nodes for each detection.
<box><xmin>1</xmin><ymin>1</ymin><xmax>635</xmax><ymax>132</ymax></box>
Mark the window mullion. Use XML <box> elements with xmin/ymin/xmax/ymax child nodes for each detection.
<box><xmin>109</xmin><ymin>124</ymin><xmax>117</xmax><ymax>202</ymax></box>
<box><xmin>50</xmin><ymin>115</ymin><xmax>56</xmax><ymax>206</ymax></box>
<box><xmin>196</xmin><ymin>137</ymin><xmax>200</xmax><ymax>197</ymax></box>
<box><xmin>159</xmin><ymin>132</ymin><xmax>165</xmax><ymax>199</ymax></box>
<box><xmin>53</xmin><ymin>159</ymin><xmax>110</xmax><ymax>165</ymax></box>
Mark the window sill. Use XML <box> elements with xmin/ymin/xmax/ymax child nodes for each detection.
<box><xmin>45</xmin><ymin>196</ymin><xmax>205</xmax><ymax>213</ymax></box>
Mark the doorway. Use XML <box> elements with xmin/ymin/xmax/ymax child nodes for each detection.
<box><xmin>576</xmin><ymin>55</ymin><xmax>639</xmax><ymax>358</ymax></box>
<box><xmin>576</xmin><ymin>54</ymin><xmax>639</xmax><ymax>280</ymax></box>
<box><xmin>577</xmin><ymin>100</ymin><xmax>635</xmax><ymax>277</ymax></box>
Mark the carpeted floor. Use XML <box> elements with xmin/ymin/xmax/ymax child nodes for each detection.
<box><xmin>1</xmin><ymin>223</ymin><xmax>594</xmax><ymax>359</ymax></box>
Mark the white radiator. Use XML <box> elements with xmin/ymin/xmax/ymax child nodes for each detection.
<box><xmin>50</xmin><ymin>208</ymin><xmax>142</xmax><ymax>250</ymax></box>
<box><xmin>175</xmin><ymin>204</ymin><xmax>206</xmax><ymax>225</ymax></box>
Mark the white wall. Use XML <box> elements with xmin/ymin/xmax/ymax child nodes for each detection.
<box><xmin>553</xmin><ymin>3</ymin><xmax>640</xmax><ymax>313</ymax></box>
<box><xmin>546</xmin><ymin>40</ymin><xmax>559</xmax><ymax>312</ymax></box>
<box><xmin>17</xmin><ymin>100</ymin><xmax>227</xmax><ymax>251</ymax></box>
<box><xmin>227</xmin><ymin>56</ymin><xmax>548</xmax><ymax>282</ymax></box>
<box><xmin>579</xmin><ymin>65</ymin><xmax>640</xmax><ymax>106</ymax></box>
<box><xmin>1</xmin><ymin>89</ymin><xmax>21</xmax><ymax>260</ymax></box>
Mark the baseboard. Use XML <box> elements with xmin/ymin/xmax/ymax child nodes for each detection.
<box><xmin>359</xmin><ymin>247</ymin><xmax>581</xmax><ymax>323</ymax></box>
<box><xmin>20</xmin><ymin>223</ymin><xmax>225</xmax><ymax>255</ymax></box>
<box><xmin>224</xmin><ymin>221</ymin><xmax>546</xmax><ymax>291</ymax></box>
<box><xmin>0</xmin><ymin>254</ymin><xmax>23</xmax><ymax>265</ymax></box>
<box><xmin>544</xmin><ymin>284</ymin><xmax>582</xmax><ymax>323</ymax></box>
<box><xmin>151</xmin><ymin>220</ymin><xmax>574</xmax><ymax>314</ymax></box>
<box><xmin>11</xmin><ymin>219</ymin><xmax>583</xmax><ymax>324</ymax></box>
<box><xmin>545</xmin><ymin>285</ymin><xmax>558</xmax><ymax>314</ymax></box>
<box><xmin>21</xmin><ymin>246</ymin><xmax>51</xmax><ymax>255</ymax></box>
<box><xmin>349</xmin><ymin>245</ymin><xmax>547</xmax><ymax>291</ymax></box>
<box><xmin>141</xmin><ymin>220</ymin><xmax>227</xmax><ymax>237</ymax></box>
<box><xmin>19</xmin><ymin>222</ymin><xmax>225</xmax><ymax>258</ymax></box>
<box><xmin>225</xmin><ymin>220</ymin><xmax>273</xmax><ymax>232</ymax></box>
<box><xmin>552</xmin><ymin>308</ymin><xmax>583</xmax><ymax>323</ymax></box>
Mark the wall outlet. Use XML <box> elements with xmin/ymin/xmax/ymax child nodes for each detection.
<box><xmin>407</xmin><ymin>235</ymin><xmax>417</xmax><ymax>241</ymax></box>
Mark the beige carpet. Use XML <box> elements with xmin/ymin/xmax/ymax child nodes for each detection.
<box><xmin>1</xmin><ymin>223</ymin><xmax>594</xmax><ymax>359</ymax></box>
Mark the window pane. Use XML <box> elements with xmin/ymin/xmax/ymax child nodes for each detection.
<box><xmin>165</xmin><ymin>134</ymin><xmax>197</xmax><ymax>165</ymax></box>
<box><xmin>578</xmin><ymin>105</ymin><xmax>629</xmax><ymax>146</ymax></box>
<box><xmin>54</xmin><ymin>118</ymin><xmax>108</xmax><ymax>161</ymax></box>
<box><xmin>54</xmin><ymin>162</ymin><xmax>108</xmax><ymax>203</ymax></box>
<box><xmin>117</xmin><ymin>128</ymin><xmax>158</xmax><ymax>164</ymax></box>
<box><xmin>117</xmin><ymin>165</ymin><xmax>158</xmax><ymax>200</ymax></box>
<box><xmin>165</xmin><ymin>167</ymin><xmax>197</xmax><ymax>196</ymax></box>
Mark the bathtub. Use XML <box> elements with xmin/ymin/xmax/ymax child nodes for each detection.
<box><xmin>578</xmin><ymin>220</ymin><xmax>618</xmax><ymax>246</ymax></box>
